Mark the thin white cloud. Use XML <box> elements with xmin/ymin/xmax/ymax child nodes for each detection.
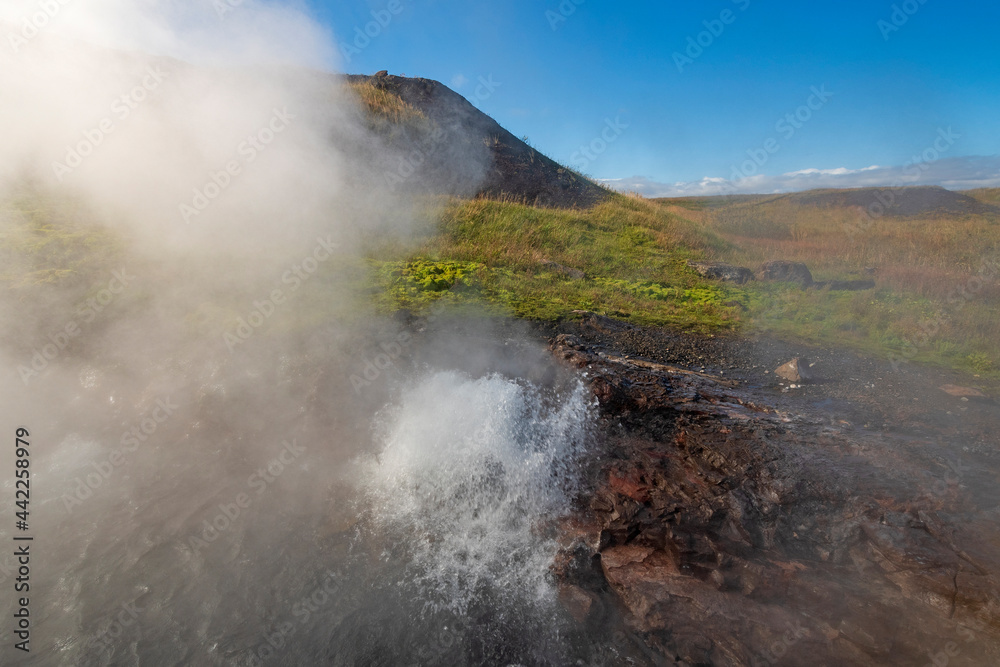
<box><xmin>784</xmin><ymin>165</ymin><xmax>880</xmax><ymax>177</ymax></box>
<box><xmin>607</xmin><ymin>156</ymin><xmax>1000</xmax><ymax>197</ymax></box>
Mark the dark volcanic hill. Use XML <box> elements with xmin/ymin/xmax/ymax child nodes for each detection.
<box><xmin>789</xmin><ymin>185</ymin><xmax>999</xmax><ymax>217</ymax></box>
<box><xmin>346</xmin><ymin>73</ymin><xmax>609</xmax><ymax>208</ymax></box>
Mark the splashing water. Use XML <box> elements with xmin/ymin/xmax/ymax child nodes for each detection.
<box><xmin>358</xmin><ymin>370</ymin><xmax>593</xmax><ymax>616</ymax></box>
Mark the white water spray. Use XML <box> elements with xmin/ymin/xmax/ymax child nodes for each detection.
<box><xmin>359</xmin><ymin>370</ymin><xmax>593</xmax><ymax>614</ymax></box>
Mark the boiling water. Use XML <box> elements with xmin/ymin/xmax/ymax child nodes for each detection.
<box><xmin>0</xmin><ymin>353</ymin><xmax>620</xmax><ymax>666</ymax></box>
<box><xmin>359</xmin><ymin>371</ymin><xmax>591</xmax><ymax>615</ymax></box>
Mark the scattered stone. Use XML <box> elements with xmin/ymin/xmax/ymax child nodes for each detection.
<box><xmin>687</xmin><ymin>260</ymin><xmax>754</xmax><ymax>285</ymax></box>
<box><xmin>758</xmin><ymin>260</ymin><xmax>814</xmax><ymax>288</ymax></box>
<box><xmin>775</xmin><ymin>358</ymin><xmax>812</xmax><ymax>383</ymax></box>
<box><xmin>939</xmin><ymin>384</ymin><xmax>985</xmax><ymax>398</ymax></box>
<box><xmin>374</xmin><ymin>69</ymin><xmax>388</xmax><ymax>77</ymax></box>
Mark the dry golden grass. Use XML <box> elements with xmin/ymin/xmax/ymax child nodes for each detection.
<box><xmin>346</xmin><ymin>81</ymin><xmax>426</xmax><ymax>126</ymax></box>
<box><xmin>691</xmin><ymin>199</ymin><xmax>1000</xmax><ymax>297</ymax></box>
<box><xmin>650</xmin><ymin>195</ymin><xmax>1000</xmax><ymax>373</ymax></box>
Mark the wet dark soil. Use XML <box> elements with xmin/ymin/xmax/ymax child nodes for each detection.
<box><xmin>542</xmin><ymin>312</ymin><xmax>1000</xmax><ymax>454</ymax></box>
<box><xmin>534</xmin><ymin>312</ymin><xmax>1000</xmax><ymax>666</ymax></box>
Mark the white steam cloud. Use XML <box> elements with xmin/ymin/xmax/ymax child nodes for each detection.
<box><xmin>0</xmin><ymin>2</ymin><xmax>589</xmax><ymax>663</ymax></box>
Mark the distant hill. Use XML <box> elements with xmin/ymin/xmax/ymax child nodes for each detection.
<box><xmin>784</xmin><ymin>186</ymin><xmax>998</xmax><ymax>217</ymax></box>
<box><xmin>657</xmin><ymin>186</ymin><xmax>999</xmax><ymax>218</ymax></box>
<box><xmin>346</xmin><ymin>73</ymin><xmax>609</xmax><ymax>208</ymax></box>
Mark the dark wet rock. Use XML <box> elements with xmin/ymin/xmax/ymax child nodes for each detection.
<box><xmin>548</xmin><ymin>334</ymin><xmax>1000</xmax><ymax>666</ymax></box>
<box><xmin>687</xmin><ymin>260</ymin><xmax>755</xmax><ymax>285</ymax></box>
<box><xmin>775</xmin><ymin>357</ymin><xmax>812</xmax><ymax>383</ymax></box>
<box><xmin>759</xmin><ymin>260</ymin><xmax>814</xmax><ymax>287</ymax></box>
<box><xmin>541</xmin><ymin>260</ymin><xmax>585</xmax><ymax>280</ymax></box>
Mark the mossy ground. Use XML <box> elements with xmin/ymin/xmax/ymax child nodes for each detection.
<box><xmin>363</xmin><ymin>196</ymin><xmax>740</xmax><ymax>332</ymax></box>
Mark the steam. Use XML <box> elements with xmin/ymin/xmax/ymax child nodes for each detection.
<box><xmin>0</xmin><ymin>0</ymin><xmax>412</xmax><ymax>262</ymax></box>
<box><xmin>0</xmin><ymin>1</ymin><xmax>593</xmax><ymax>663</ymax></box>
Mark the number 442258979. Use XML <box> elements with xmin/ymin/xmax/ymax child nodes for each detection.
<box><xmin>15</xmin><ymin>428</ymin><xmax>29</xmax><ymax>529</ymax></box>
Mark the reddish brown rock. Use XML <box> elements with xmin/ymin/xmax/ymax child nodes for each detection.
<box><xmin>549</xmin><ymin>334</ymin><xmax>1000</xmax><ymax>666</ymax></box>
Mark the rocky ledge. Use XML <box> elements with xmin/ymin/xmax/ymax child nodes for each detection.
<box><xmin>550</xmin><ymin>332</ymin><xmax>1000</xmax><ymax>666</ymax></box>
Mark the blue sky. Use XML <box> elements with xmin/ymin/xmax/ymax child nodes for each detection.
<box><xmin>307</xmin><ymin>0</ymin><xmax>1000</xmax><ymax>195</ymax></box>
